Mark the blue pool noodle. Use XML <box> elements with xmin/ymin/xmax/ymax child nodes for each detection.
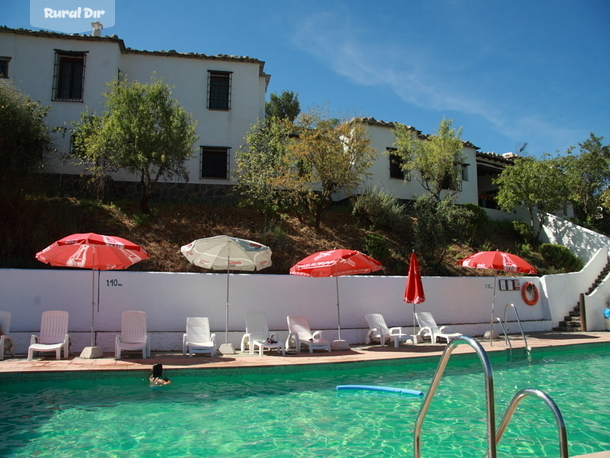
<box><xmin>336</xmin><ymin>385</ymin><xmax>423</xmax><ymax>396</ymax></box>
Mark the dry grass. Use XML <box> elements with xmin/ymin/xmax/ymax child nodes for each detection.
<box><xmin>0</xmin><ymin>196</ymin><xmax>539</xmax><ymax>276</ymax></box>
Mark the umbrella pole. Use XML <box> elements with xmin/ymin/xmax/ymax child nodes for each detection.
<box><xmin>226</xmin><ymin>255</ymin><xmax>230</xmax><ymax>344</ymax></box>
<box><xmin>218</xmin><ymin>251</ymin><xmax>237</xmax><ymax>354</ymax></box>
<box><xmin>91</xmin><ymin>268</ymin><xmax>95</xmax><ymax>348</ymax></box>
<box><xmin>335</xmin><ymin>276</ymin><xmax>341</xmax><ymax>341</ymax></box>
<box><xmin>489</xmin><ymin>274</ymin><xmax>498</xmax><ymax>344</ymax></box>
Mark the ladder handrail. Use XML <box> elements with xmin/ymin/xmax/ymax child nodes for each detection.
<box><xmin>490</xmin><ymin>388</ymin><xmax>569</xmax><ymax>458</ymax></box>
<box><xmin>413</xmin><ymin>336</ymin><xmax>568</xmax><ymax>458</ymax></box>
<box><xmin>503</xmin><ymin>303</ymin><xmax>530</xmax><ymax>352</ymax></box>
<box><xmin>414</xmin><ymin>335</ymin><xmax>497</xmax><ymax>458</ymax></box>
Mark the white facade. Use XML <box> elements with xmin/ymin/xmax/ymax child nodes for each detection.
<box><xmin>358</xmin><ymin>118</ymin><xmax>479</xmax><ymax>204</ymax></box>
<box><xmin>0</xmin><ymin>27</ymin><xmax>270</xmax><ymax>186</ymax></box>
<box><xmin>2</xmin><ymin>27</ymin><xmax>489</xmax><ymax>206</ymax></box>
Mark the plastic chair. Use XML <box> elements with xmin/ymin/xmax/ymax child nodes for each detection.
<box><xmin>0</xmin><ymin>311</ymin><xmax>15</xmax><ymax>360</ymax></box>
<box><xmin>285</xmin><ymin>316</ymin><xmax>331</xmax><ymax>353</ymax></box>
<box><xmin>115</xmin><ymin>311</ymin><xmax>150</xmax><ymax>359</ymax></box>
<box><xmin>240</xmin><ymin>312</ymin><xmax>285</xmax><ymax>356</ymax></box>
<box><xmin>365</xmin><ymin>313</ymin><xmax>413</xmax><ymax>347</ymax></box>
<box><xmin>415</xmin><ymin>312</ymin><xmax>462</xmax><ymax>343</ymax></box>
<box><xmin>183</xmin><ymin>317</ymin><xmax>216</xmax><ymax>357</ymax></box>
<box><xmin>28</xmin><ymin>310</ymin><xmax>70</xmax><ymax>360</ymax></box>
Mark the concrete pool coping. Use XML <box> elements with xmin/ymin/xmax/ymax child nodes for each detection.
<box><xmin>2</xmin><ymin>331</ymin><xmax>610</xmax><ymax>375</ymax></box>
<box><xmin>2</xmin><ymin>331</ymin><xmax>610</xmax><ymax>458</ymax></box>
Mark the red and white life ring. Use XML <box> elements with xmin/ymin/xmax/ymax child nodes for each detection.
<box><xmin>521</xmin><ymin>282</ymin><xmax>539</xmax><ymax>305</ymax></box>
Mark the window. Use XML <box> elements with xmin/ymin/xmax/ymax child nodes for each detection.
<box><xmin>388</xmin><ymin>149</ymin><xmax>409</xmax><ymax>180</ymax></box>
<box><xmin>53</xmin><ymin>50</ymin><xmax>87</xmax><ymax>101</ymax></box>
<box><xmin>461</xmin><ymin>163</ymin><xmax>469</xmax><ymax>181</ymax></box>
<box><xmin>201</xmin><ymin>146</ymin><xmax>230</xmax><ymax>179</ymax></box>
<box><xmin>207</xmin><ymin>71</ymin><xmax>231</xmax><ymax>110</ymax></box>
<box><xmin>0</xmin><ymin>57</ymin><xmax>10</xmax><ymax>78</ymax></box>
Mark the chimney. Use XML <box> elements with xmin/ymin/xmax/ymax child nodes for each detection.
<box><xmin>91</xmin><ymin>21</ymin><xmax>103</xmax><ymax>37</ymax></box>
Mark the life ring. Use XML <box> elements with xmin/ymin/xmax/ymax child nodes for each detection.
<box><xmin>522</xmin><ymin>282</ymin><xmax>539</xmax><ymax>305</ymax></box>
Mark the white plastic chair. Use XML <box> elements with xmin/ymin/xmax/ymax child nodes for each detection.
<box><xmin>240</xmin><ymin>312</ymin><xmax>285</xmax><ymax>357</ymax></box>
<box><xmin>0</xmin><ymin>311</ymin><xmax>15</xmax><ymax>360</ymax></box>
<box><xmin>28</xmin><ymin>310</ymin><xmax>70</xmax><ymax>360</ymax></box>
<box><xmin>115</xmin><ymin>311</ymin><xmax>150</xmax><ymax>359</ymax></box>
<box><xmin>183</xmin><ymin>317</ymin><xmax>216</xmax><ymax>357</ymax></box>
<box><xmin>365</xmin><ymin>313</ymin><xmax>413</xmax><ymax>347</ymax></box>
<box><xmin>415</xmin><ymin>312</ymin><xmax>462</xmax><ymax>343</ymax></box>
<box><xmin>285</xmin><ymin>316</ymin><xmax>331</xmax><ymax>353</ymax></box>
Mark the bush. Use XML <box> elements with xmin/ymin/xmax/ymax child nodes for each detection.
<box><xmin>352</xmin><ymin>187</ymin><xmax>408</xmax><ymax>232</ymax></box>
<box><xmin>363</xmin><ymin>233</ymin><xmax>390</xmax><ymax>260</ymax></box>
<box><xmin>414</xmin><ymin>195</ymin><xmax>473</xmax><ymax>268</ymax></box>
<box><xmin>512</xmin><ymin>220</ymin><xmax>533</xmax><ymax>244</ymax></box>
<box><xmin>461</xmin><ymin>203</ymin><xmax>490</xmax><ymax>245</ymax></box>
<box><xmin>539</xmin><ymin>243</ymin><xmax>583</xmax><ymax>272</ymax></box>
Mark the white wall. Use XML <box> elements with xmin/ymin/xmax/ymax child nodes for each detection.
<box><xmin>359</xmin><ymin>122</ymin><xmax>480</xmax><ymax>205</ymax></box>
<box><xmin>0</xmin><ymin>29</ymin><xmax>268</xmax><ymax>185</ymax></box>
<box><xmin>0</xmin><ymin>268</ymin><xmax>546</xmax><ymax>354</ymax></box>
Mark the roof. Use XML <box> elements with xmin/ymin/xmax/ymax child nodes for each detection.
<box><xmin>355</xmin><ymin>116</ymin><xmax>479</xmax><ymax>149</ymax></box>
<box><xmin>0</xmin><ymin>26</ymin><xmax>267</xmax><ymax>67</ymax></box>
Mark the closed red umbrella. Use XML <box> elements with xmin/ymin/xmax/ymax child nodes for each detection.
<box><xmin>290</xmin><ymin>249</ymin><xmax>382</xmax><ymax>347</ymax></box>
<box><xmin>458</xmin><ymin>250</ymin><xmax>537</xmax><ymax>340</ymax></box>
<box><xmin>404</xmin><ymin>251</ymin><xmax>425</xmax><ymax>304</ymax></box>
<box><xmin>36</xmin><ymin>233</ymin><xmax>149</xmax><ymax>351</ymax></box>
<box><xmin>404</xmin><ymin>251</ymin><xmax>425</xmax><ymax>336</ymax></box>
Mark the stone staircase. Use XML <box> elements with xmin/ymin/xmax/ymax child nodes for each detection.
<box><xmin>554</xmin><ymin>258</ymin><xmax>610</xmax><ymax>332</ymax></box>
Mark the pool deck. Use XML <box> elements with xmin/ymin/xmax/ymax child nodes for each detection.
<box><xmin>2</xmin><ymin>331</ymin><xmax>610</xmax><ymax>374</ymax></box>
<box><xmin>2</xmin><ymin>331</ymin><xmax>610</xmax><ymax>458</ymax></box>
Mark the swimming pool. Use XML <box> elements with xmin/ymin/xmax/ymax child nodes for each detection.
<box><xmin>1</xmin><ymin>344</ymin><xmax>608</xmax><ymax>457</ymax></box>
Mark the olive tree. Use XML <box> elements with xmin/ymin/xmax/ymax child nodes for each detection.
<box><xmin>70</xmin><ymin>77</ymin><xmax>199</xmax><ymax>213</ymax></box>
<box><xmin>393</xmin><ymin>118</ymin><xmax>466</xmax><ymax>201</ymax></box>
<box><xmin>494</xmin><ymin>154</ymin><xmax>570</xmax><ymax>243</ymax></box>
<box><xmin>235</xmin><ymin>109</ymin><xmax>376</xmax><ymax>231</ymax></box>
<box><xmin>0</xmin><ymin>80</ymin><xmax>53</xmax><ymax>195</ymax></box>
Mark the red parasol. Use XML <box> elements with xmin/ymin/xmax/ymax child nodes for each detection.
<box><xmin>36</xmin><ymin>233</ymin><xmax>149</xmax><ymax>349</ymax></box>
<box><xmin>457</xmin><ymin>250</ymin><xmax>537</xmax><ymax>275</ymax></box>
<box><xmin>36</xmin><ymin>233</ymin><xmax>149</xmax><ymax>270</ymax></box>
<box><xmin>458</xmin><ymin>250</ymin><xmax>537</xmax><ymax>341</ymax></box>
<box><xmin>290</xmin><ymin>249</ymin><xmax>382</xmax><ymax>345</ymax></box>
<box><xmin>404</xmin><ymin>251</ymin><xmax>425</xmax><ymax>336</ymax></box>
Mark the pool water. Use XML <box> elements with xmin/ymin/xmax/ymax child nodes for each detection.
<box><xmin>1</xmin><ymin>345</ymin><xmax>609</xmax><ymax>457</ymax></box>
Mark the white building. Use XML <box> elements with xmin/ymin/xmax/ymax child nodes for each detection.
<box><xmin>356</xmin><ymin>117</ymin><xmax>479</xmax><ymax>205</ymax></box>
<box><xmin>1</xmin><ymin>26</ymin><xmax>508</xmax><ymax>208</ymax></box>
<box><xmin>0</xmin><ymin>26</ymin><xmax>270</xmax><ymax>198</ymax></box>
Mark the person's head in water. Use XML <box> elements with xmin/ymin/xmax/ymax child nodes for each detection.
<box><xmin>150</xmin><ymin>363</ymin><xmax>171</xmax><ymax>385</ymax></box>
<box><xmin>152</xmin><ymin>363</ymin><xmax>163</xmax><ymax>378</ymax></box>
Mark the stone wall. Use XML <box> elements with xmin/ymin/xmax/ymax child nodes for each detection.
<box><xmin>45</xmin><ymin>173</ymin><xmax>235</xmax><ymax>204</ymax></box>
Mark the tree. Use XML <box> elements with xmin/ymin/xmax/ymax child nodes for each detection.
<box><xmin>234</xmin><ymin>117</ymin><xmax>294</xmax><ymax>219</ymax></box>
<box><xmin>70</xmin><ymin>77</ymin><xmax>199</xmax><ymax>213</ymax></box>
<box><xmin>393</xmin><ymin>118</ymin><xmax>466</xmax><ymax>201</ymax></box>
<box><xmin>494</xmin><ymin>154</ymin><xmax>570</xmax><ymax>243</ymax></box>
<box><xmin>0</xmin><ymin>80</ymin><xmax>53</xmax><ymax>195</ymax></box>
<box><xmin>562</xmin><ymin>133</ymin><xmax>610</xmax><ymax>225</ymax></box>
<box><xmin>414</xmin><ymin>195</ymin><xmax>473</xmax><ymax>271</ymax></box>
<box><xmin>235</xmin><ymin>109</ymin><xmax>376</xmax><ymax>231</ymax></box>
<box><xmin>290</xmin><ymin>110</ymin><xmax>376</xmax><ymax>231</ymax></box>
<box><xmin>265</xmin><ymin>91</ymin><xmax>301</xmax><ymax>121</ymax></box>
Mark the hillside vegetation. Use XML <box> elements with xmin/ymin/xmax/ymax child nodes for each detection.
<box><xmin>1</xmin><ymin>196</ymin><xmax>558</xmax><ymax>277</ymax></box>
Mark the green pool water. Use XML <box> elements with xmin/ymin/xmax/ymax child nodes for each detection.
<box><xmin>1</xmin><ymin>344</ymin><xmax>609</xmax><ymax>457</ymax></box>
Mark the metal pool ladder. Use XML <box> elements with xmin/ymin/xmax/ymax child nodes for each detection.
<box><xmin>413</xmin><ymin>335</ymin><xmax>569</xmax><ymax>458</ymax></box>
<box><xmin>490</xmin><ymin>303</ymin><xmax>530</xmax><ymax>356</ymax></box>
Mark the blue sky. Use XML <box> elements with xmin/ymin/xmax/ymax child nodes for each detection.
<box><xmin>3</xmin><ymin>0</ymin><xmax>609</xmax><ymax>156</ymax></box>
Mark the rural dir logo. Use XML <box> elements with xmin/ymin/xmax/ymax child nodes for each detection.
<box><xmin>30</xmin><ymin>0</ymin><xmax>115</xmax><ymax>34</ymax></box>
